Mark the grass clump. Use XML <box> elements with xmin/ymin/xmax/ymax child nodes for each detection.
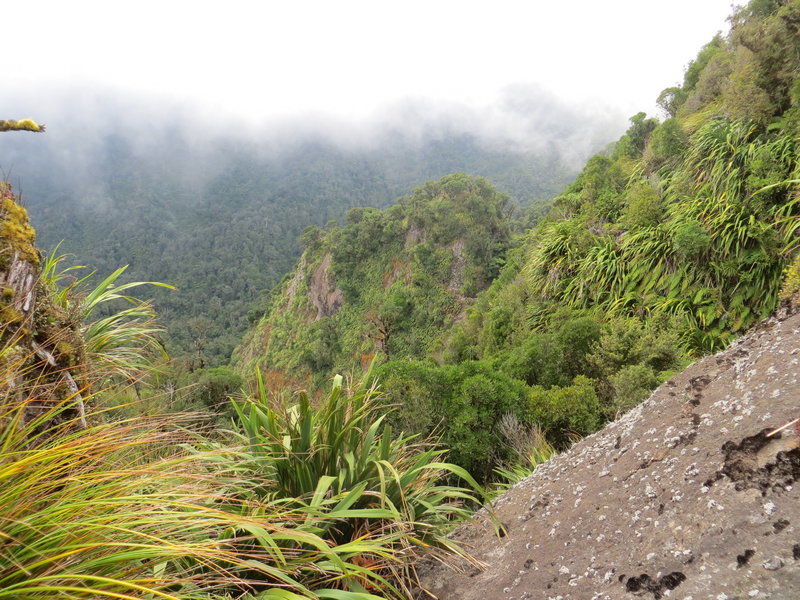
<box><xmin>221</xmin><ymin>372</ymin><xmax>487</xmax><ymax>597</ymax></box>
<box><xmin>0</xmin><ymin>343</ymin><xmax>485</xmax><ymax>599</ymax></box>
<box><xmin>0</xmin><ymin>368</ymin><xmax>431</xmax><ymax>599</ymax></box>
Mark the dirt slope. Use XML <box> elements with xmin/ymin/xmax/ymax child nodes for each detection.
<box><xmin>419</xmin><ymin>307</ymin><xmax>800</xmax><ymax>599</ymax></box>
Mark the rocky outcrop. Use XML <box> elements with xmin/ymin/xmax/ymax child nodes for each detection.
<box><xmin>419</xmin><ymin>307</ymin><xmax>800</xmax><ymax>599</ymax></box>
<box><xmin>1</xmin><ymin>182</ymin><xmax>87</xmax><ymax>431</ymax></box>
<box><xmin>448</xmin><ymin>239</ymin><xmax>467</xmax><ymax>293</ymax></box>
<box><xmin>308</xmin><ymin>252</ymin><xmax>343</xmax><ymax>321</ymax></box>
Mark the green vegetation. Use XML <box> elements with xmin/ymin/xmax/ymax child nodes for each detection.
<box><xmin>219</xmin><ymin>373</ymin><xmax>485</xmax><ymax>596</ymax></box>
<box><xmin>234</xmin><ymin>0</ymin><xmax>800</xmax><ymax>482</ymax></box>
<box><xmin>4</xmin><ymin>1</ymin><xmax>800</xmax><ymax>596</ymax></box>
<box><xmin>0</xmin><ymin>360</ymin><xmax>481</xmax><ymax>599</ymax></box>
<box><xmin>8</xmin><ymin>130</ymin><xmax>575</xmax><ymax>367</ymax></box>
<box><xmin>1</xmin><ymin>182</ymin><xmax>486</xmax><ymax>599</ymax></box>
<box><xmin>233</xmin><ymin>173</ymin><xmax>513</xmax><ymax>388</ymax></box>
<box><xmin>41</xmin><ymin>249</ymin><xmax>174</xmax><ymax>385</ymax></box>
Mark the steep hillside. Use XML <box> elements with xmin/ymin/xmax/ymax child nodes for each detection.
<box><xmin>418</xmin><ymin>299</ymin><xmax>800</xmax><ymax>599</ymax></box>
<box><xmin>415</xmin><ymin>0</ymin><xmax>800</xmax><ymax>453</ymax></box>
<box><xmin>232</xmin><ymin>173</ymin><xmax>512</xmax><ymax>390</ymax></box>
<box><xmin>449</xmin><ymin>0</ymin><xmax>800</xmax><ymax>362</ymax></box>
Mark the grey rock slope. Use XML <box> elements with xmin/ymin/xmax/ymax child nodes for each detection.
<box><xmin>419</xmin><ymin>308</ymin><xmax>800</xmax><ymax>599</ymax></box>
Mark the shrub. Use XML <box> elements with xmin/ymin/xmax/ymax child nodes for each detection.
<box><xmin>529</xmin><ymin>376</ymin><xmax>603</xmax><ymax>448</ymax></box>
<box><xmin>0</xmin><ymin>382</ymin><xmax>357</xmax><ymax>600</ymax></box>
<box><xmin>227</xmin><ymin>373</ymin><xmax>486</xmax><ymax>596</ymax></box>
<box><xmin>186</xmin><ymin>365</ymin><xmax>243</xmax><ymax>412</ymax></box>
<box><xmin>608</xmin><ymin>364</ymin><xmax>661</xmax><ymax>416</ymax></box>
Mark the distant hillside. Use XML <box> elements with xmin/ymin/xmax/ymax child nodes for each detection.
<box><xmin>232</xmin><ymin>173</ymin><xmax>513</xmax><ymax>389</ymax></box>
<box><xmin>0</xmin><ymin>93</ymin><xmax>609</xmax><ymax>365</ymax></box>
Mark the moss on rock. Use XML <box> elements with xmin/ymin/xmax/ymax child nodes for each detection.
<box><xmin>0</xmin><ymin>183</ymin><xmax>40</xmax><ymax>266</ymax></box>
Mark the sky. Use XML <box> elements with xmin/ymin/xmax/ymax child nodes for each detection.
<box><xmin>8</xmin><ymin>0</ymin><xmax>736</xmax><ymax>127</ymax></box>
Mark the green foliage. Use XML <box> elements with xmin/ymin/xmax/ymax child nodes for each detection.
<box><xmin>491</xmin><ymin>417</ymin><xmax>555</xmax><ymax>491</ymax></box>
<box><xmin>622</xmin><ymin>181</ymin><xmax>663</xmax><ymax>228</ymax></box>
<box><xmin>41</xmin><ymin>249</ymin><xmax>173</xmax><ymax>384</ymax></box>
<box><xmin>0</xmin><ymin>369</ymin><xmax>393</xmax><ymax>600</ymax></box>
<box><xmin>614</xmin><ymin>112</ymin><xmax>659</xmax><ymax>160</ymax></box>
<box><xmin>361</xmin><ymin>3</ymin><xmax>800</xmax><ymax>463</ymax></box>
<box><xmin>523</xmin><ymin>115</ymin><xmax>799</xmax><ymax>354</ymax></box>
<box><xmin>186</xmin><ymin>365</ymin><xmax>243</xmax><ymax>412</ymax></box>
<box><xmin>528</xmin><ymin>376</ymin><xmax>603</xmax><ymax>448</ymax></box>
<box><xmin>0</xmin><ymin>268</ymin><xmax>481</xmax><ymax>600</ymax></box>
<box><xmin>671</xmin><ymin>218</ymin><xmax>711</xmax><ymax>261</ymax></box>
<box><xmin>444</xmin><ymin>366</ymin><xmax>531</xmax><ymax>480</ymax></box>
<box><xmin>16</xmin><ymin>129</ymin><xmax>575</xmax><ymax>367</ymax></box>
<box><xmin>645</xmin><ymin>118</ymin><xmax>689</xmax><ymax>169</ymax></box>
<box><xmin>608</xmin><ymin>364</ymin><xmax>660</xmax><ymax>415</ymax></box>
<box><xmin>375</xmin><ymin>359</ymin><xmax>532</xmax><ymax>482</ymax></box>
<box><xmin>683</xmin><ymin>34</ymin><xmax>727</xmax><ymax>92</ymax></box>
<box><xmin>722</xmin><ymin>46</ymin><xmax>776</xmax><ymax>124</ymax></box>
<box><xmin>656</xmin><ymin>87</ymin><xmax>687</xmax><ymax>118</ymax></box>
<box><xmin>227</xmin><ymin>374</ymin><xmax>486</xmax><ymax>595</ymax></box>
<box><xmin>779</xmin><ymin>252</ymin><xmax>800</xmax><ymax>302</ymax></box>
<box><xmin>235</xmin><ymin>174</ymin><xmax>513</xmax><ymax>388</ymax></box>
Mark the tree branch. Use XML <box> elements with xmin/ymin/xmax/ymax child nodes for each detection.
<box><xmin>0</xmin><ymin>119</ymin><xmax>46</xmax><ymax>133</ymax></box>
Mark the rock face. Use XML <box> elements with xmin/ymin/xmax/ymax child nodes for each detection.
<box><xmin>419</xmin><ymin>307</ymin><xmax>800</xmax><ymax>599</ymax></box>
<box><xmin>308</xmin><ymin>252</ymin><xmax>343</xmax><ymax>321</ymax></box>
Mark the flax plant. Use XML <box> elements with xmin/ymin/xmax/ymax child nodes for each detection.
<box><xmin>40</xmin><ymin>248</ymin><xmax>173</xmax><ymax>384</ymax></box>
<box><xmin>224</xmin><ymin>373</ymin><xmax>487</xmax><ymax>598</ymax></box>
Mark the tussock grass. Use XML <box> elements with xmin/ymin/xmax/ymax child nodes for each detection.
<box><xmin>1</xmin><ymin>350</ymin><xmax>483</xmax><ymax>599</ymax></box>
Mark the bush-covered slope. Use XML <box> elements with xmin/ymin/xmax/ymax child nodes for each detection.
<box><xmin>449</xmin><ymin>0</ymin><xmax>800</xmax><ymax>361</ymax></box>
<box><xmin>232</xmin><ymin>173</ymin><xmax>512</xmax><ymax>390</ymax></box>
<box><xmin>418</xmin><ymin>298</ymin><xmax>800</xmax><ymax>600</ymax></box>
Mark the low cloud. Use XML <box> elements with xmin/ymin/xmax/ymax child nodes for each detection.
<box><xmin>1</xmin><ymin>82</ymin><xmax>631</xmax><ymax>211</ymax></box>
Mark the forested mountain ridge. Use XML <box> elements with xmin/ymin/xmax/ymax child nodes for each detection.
<box><xmin>449</xmin><ymin>0</ymin><xmax>800</xmax><ymax>360</ymax></box>
<box><xmin>232</xmin><ymin>173</ymin><xmax>513</xmax><ymax>390</ymax></box>
<box><xmin>234</xmin><ymin>0</ymin><xmax>800</xmax><ymax>483</ymax></box>
<box><xmin>0</xmin><ymin>92</ymin><xmax>609</xmax><ymax>366</ymax></box>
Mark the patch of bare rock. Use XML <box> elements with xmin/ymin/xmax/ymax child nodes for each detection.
<box><xmin>418</xmin><ymin>307</ymin><xmax>800</xmax><ymax>599</ymax></box>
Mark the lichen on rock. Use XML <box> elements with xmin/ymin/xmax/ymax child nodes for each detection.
<box><xmin>417</xmin><ymin>306</ymin><xmax>800</xmax><ymax>599</ymax></box>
